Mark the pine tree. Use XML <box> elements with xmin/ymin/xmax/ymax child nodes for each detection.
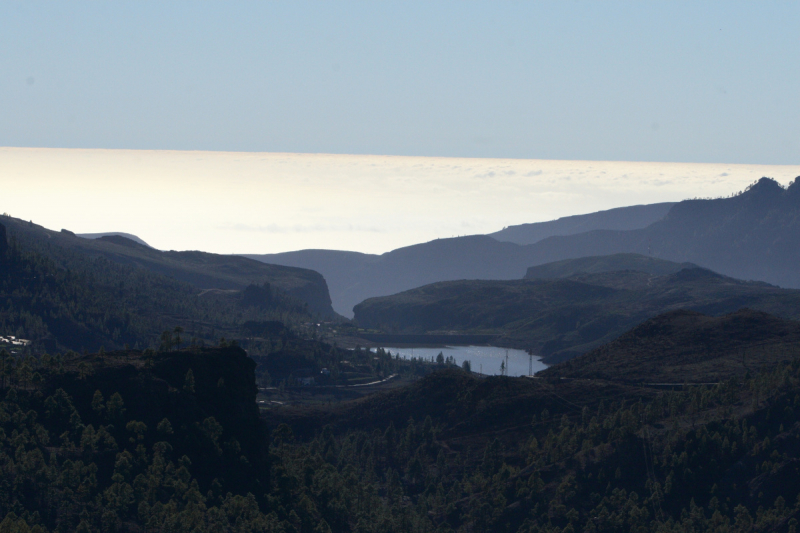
<box><xmin>184</xmin><ymin>369</ymin><xmax>195</xmax><ymax>393</ymax></box>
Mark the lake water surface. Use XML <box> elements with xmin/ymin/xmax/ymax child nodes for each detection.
<box><xmin>375</xmin><ymin>346</ymin><xmax>547</xmax><ymax>377</ymax></box>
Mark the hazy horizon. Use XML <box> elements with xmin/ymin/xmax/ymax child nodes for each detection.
<box><xmin>5</xmin><ymin>3</ymin><xmax>797</xmax><ymax>255</ymax></box>
<box><xmin>3</xmin><ymin>146</ymin><xmax>799</xmax><ymax>255</ymax></box>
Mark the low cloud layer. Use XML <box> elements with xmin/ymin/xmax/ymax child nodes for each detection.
<box><xmin>2</xmin><ymin>147</ymin><xmax>798</xmax><ymax>254</ymax></box>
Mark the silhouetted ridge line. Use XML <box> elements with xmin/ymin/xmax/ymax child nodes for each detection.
<box><xmin>248</xmin><ymin>177</ymin><xmax>800</xmax><ymax>315</ymax></box>
<box><xmin>491</xmin><ymin>202</ymin><xmax>675</xmax><ymax>245</ymax></box>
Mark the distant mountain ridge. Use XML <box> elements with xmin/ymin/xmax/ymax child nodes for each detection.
<box><xmin>245</xmin><ymin>236</ymin><xmax>527</xmax><ymax>317</ymax></box>
<box><xmin>249</xmin><ymin>177</ymin><xmax>800</xmax><ymax>316</ymax></box>
<box><xmin>246</xmin><ymin>206</ymin><xmax>677</xmax><ymax>317</ymax></box>
<box><xmin>519</xmin><ymin>177</ymin><xmax>800</xmax><ymax>287</ymax></box>
<box><xmin>490</xmin><ymin>202</ymin><xmax>675</xmax><ymax>245</ymax></box>
<box><xmin>524</xmin><ymin>253</ymin><xmax>696</xmax><ymax>279</ymax></box>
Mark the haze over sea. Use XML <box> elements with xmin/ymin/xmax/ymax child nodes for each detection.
<box><xmin>4</xmin><ymin>147</ymin><xmax>799</xmax><ymax>255</ymax></box>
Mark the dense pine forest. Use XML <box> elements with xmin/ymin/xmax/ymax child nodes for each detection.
<box><xmin>6</xmin><ymin>221</ymin><xmax>800</xmax><ymax>532</ymax></box>
<box><xmin>2</xmin><ymin>343</ymin><xmax>800</xmax><ymax>532</ymax></box>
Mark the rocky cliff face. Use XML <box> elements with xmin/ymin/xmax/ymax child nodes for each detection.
<box><xmin>281</xmin><ymin>268</ymin><xmax>335</xmax><ymax>317</ymax></box>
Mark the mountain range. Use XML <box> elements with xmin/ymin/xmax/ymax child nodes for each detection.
<box><xmin>248</xmin><ymin>177</ymin><xmax>800</xmax><ymax>316</ymax></box>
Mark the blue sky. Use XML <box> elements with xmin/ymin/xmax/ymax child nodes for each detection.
<box><xmin>2</xmin><ymin>1</ymin><xmax>798</xmax><ymax>164</ymax></box>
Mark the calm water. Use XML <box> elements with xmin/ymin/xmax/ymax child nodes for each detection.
<box><xmin>374</xmin><ymin>346</ymin><xmax>547</xmax><ymax>377</ymax></box>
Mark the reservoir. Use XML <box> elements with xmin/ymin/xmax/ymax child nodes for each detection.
<box><xmin>376</xmin><ymin>345</ymin><xmax>547</xmax><ymax>377</ymax></box>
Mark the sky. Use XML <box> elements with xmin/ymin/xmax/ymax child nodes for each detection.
<box><xmin>1</xmin><ymin>3</ymin><xmax>799</xmax><ymax>254</ymax></box>
<box><xmin>2</xmin><ymin>2</ymin><xmax>798</xmax><ymax>163</ymax></box>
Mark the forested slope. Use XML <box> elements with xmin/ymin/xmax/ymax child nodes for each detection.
<box><xmin>354</xmin><ymin>267</ymin><xmax>800</xmax><ymax>363</ymax></box>
<box><xmin>0</xmin><ymin>222</ymin><xmax>315</xmax><ymax>353</ymax></box>
<box><xmin>0</xmin><ymin>346</ymin><xmax>277</xmax><ymax>532</ymax></box>
<box><xmin>7</xmin><ymin>326</ymin><xmax>800</xmax><ymax>531</ymax></box>
<box><xmin>541</xmin><ymin>309</ymin><xmax>800</xmax><ymax>383</ymax></box>
<box><xmin>2</xmin><ymin>215</ymin><xmax>335</xmax><ymax>317</ymax></box>
<box><xmin>264</xmin><ymin>337</ymin><xmax>800</xmax><ymax>532</ymax></box>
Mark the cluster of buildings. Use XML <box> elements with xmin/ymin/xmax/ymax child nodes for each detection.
<box><xmin>0</xmin><ymin>336</ymin><xmax>31</xmax><ymax>347</ymax></box>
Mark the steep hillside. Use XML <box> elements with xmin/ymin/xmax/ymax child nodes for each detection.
<box><xmin>490</xmin><ymin>202</ymin><xmax>675</xmax><ymax>245</ymax></box>
<box><xmin>46</xmin><ymin>346</ymin><xmax>269</xmax><ymax>487</ymax></box>
<box><xmin>541</xmin><ymin>308</ymin><xmax>800</xmax><ymax>383</ymax></box>
<box><xmin>3</xmin><ymin>215</ymin><xmax>335</xmax><ymax>317</ymax></box>
<box><xmin>1</xmin><ymin>223</ymin><xmax>193</xmax><ymax>351</ymax></box>
<box><xmin>353</xmin><ymin>267</ymin><xmax>800</xmax><ymax>363</ymax></box>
